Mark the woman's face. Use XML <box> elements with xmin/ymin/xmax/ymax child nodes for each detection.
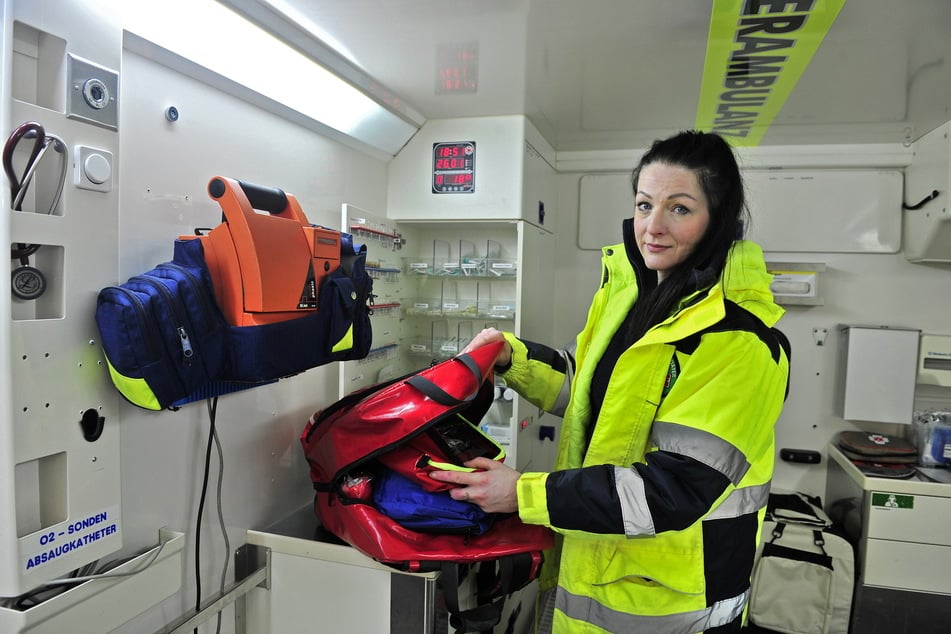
<box><xmin>633</xmin><ymin>162</ymin><xmax>711</xmax><ymax>283</ymax></box>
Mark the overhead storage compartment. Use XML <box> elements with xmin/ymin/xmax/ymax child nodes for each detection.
<box><xmin>387</xmin><ymin>115</ymin><xmax>555</xmax><ymax>227</ymax></box>
<box><xmin>578</xmin><ymin>169</ymin><xmax>903</xmax><ymax>253</ymax></box>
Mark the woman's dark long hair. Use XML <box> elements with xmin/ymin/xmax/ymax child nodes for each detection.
<box><xmin>626</xmin><ymin>130</ymin><xmax>750</xmax><ymax>342</ymax></box>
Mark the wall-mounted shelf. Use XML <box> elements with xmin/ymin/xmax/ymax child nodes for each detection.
<box><xmin>349</xmin><ymin>223</ymin><xmax>405</xmax><ymax>251</ymax></box>
<box><xmin>766</xmin><ymin>261</ymin><xmax>826</xmax><ymax>306</ymax></box>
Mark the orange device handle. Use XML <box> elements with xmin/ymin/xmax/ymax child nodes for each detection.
<box><xmin>206</xmin><ymin>176</ymin><xmax>313</xmax><ymax>315</ymax></box>
<box><xmin>207</xmin><ymin>176</ymin><xmax>309</xmax><ymax>224</ymax></box>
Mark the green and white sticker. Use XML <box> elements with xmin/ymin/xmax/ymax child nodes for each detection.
<box><xmin>871</xmin><ymin>492</ymin><xmax>914</xmax><ymax>510</ymax></box>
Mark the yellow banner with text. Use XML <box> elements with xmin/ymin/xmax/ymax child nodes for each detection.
<box><xmin>695</xmin><ymin>0</ymin><xmax>847</xmax><ymax>146</ymax></box>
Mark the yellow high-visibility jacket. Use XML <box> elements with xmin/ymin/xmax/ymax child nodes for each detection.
<box><xmin>500</xmin><ymin>229</ymin><xmax>789</xmax><ymax>634</ymax></box>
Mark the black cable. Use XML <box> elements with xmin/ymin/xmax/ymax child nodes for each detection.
<box><xmin>212</xmin><ymin>403</ymin><xmax>230</xmax><ymax>634</ymax></box>
<box><xmin>194</xmin><ymin>396</ymin><xmax>219</xmax><ymax>633</ymax></box>
<box><xmin>1</xmin><ymin>540</ymin><xmax>169</xmax><ymax>609</ymax></box>
<box><xmin>903</xmin><ymin>189</ymin><xmax>939</xmax><ymax>210</ymax></box>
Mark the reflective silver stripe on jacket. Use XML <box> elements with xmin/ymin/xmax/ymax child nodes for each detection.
<box><xmin>556</xmin><ymin>587</ymin><xmax>749</xmax><ymax>633</ymax></box>
<box><xmin>651</xmin><ymin>420</ymin><xmax>751</xmax><ymax>485</ymax></box>
<box><xmin>613</xmin><ymin>466</ymin><xmax>655</xmax><ymax>536</ymax></box>
<box><xmin>613</xmin><ymin>466</ymin><xmax>769</xmax><ymax>537</ymax></box>
<box><xmin>548</xmin><ymin>343</ymin><xmax>576</xmax><ymax>417</ymax></box>
<box><xmin>705</xmin><ymin>481</ymin><xmax>771</xmax><ymax>521</ymax></box>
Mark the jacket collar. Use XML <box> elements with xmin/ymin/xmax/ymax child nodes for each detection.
<box><xmin>616</xmin><ymin>219</ymin><xmax>784</xmax><ymax>335</ymax></box>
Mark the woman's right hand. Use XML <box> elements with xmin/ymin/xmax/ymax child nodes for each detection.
<box><xmin>462</xmin><ymin>328</ymin><xmax>512</xmax><ymax>367</ymax></box>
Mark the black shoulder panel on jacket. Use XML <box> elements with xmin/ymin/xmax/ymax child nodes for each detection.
<box><xmin>674</xmin><ymin>300</ymin><xmax>791</xmax><ymax>398</ymax></box>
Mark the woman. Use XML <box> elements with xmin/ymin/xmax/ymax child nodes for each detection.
<box><xmin>430</xmin><ymin>130</ymin><xmax>790</xmax><ymax>633</ymax></box>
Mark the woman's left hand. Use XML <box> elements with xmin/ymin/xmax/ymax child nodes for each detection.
<box><xmin>429</xmin><ymin>457</ymin><xmax>521</xmax><ymax>514</ymax></box>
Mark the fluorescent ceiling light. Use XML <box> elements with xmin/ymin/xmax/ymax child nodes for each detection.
<box><xmin>113</xmin><ymin>0</ymin><xmax>418</xmax><ymax>155</ymax></box>
<box><xmin>254</xmin><ymin>0</ymin><xmax>361</xmax><ymax>69</ymax></box>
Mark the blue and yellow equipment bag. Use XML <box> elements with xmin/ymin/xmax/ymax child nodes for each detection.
<box><xmin>95</xmin><ymin>176</ymin><xmax>373</xmax><ymax>410</ymax></box>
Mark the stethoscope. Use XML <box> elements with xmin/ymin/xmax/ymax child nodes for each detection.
<box><xmin>2</xmin><ymin>121</ymin><xmax>68</xmax><ymax>300</ymax></box>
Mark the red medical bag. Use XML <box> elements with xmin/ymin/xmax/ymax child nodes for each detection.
<box><xmin>300</xmin><ymin>342</ymin><xmax>553</xmax><ymax>632</ymax></box>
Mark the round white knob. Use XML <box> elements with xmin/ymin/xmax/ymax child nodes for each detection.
<box><xmin>83</xmin><ymin>153</ymin><xmax>111</xmax><ymax>184</ymax></box>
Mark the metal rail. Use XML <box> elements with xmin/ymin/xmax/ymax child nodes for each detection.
<box><xmin>155</xmin><ymin>545</ymin><xmax>270</xmax><ymax>634</ymax></box>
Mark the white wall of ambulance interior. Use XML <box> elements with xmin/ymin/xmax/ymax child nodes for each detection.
<box><xmin>2</xmin><ymin>0</ymin><xmax>951</xmax><ymax>632</ymax></box>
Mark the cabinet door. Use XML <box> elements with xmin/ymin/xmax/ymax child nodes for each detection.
<box><xmin>863</xmin><ymin>538</ymin><xmax>951</xmax><ymax>594</ymax></box>
<box><xmin>512</xmin><ymin>223</ymin><xmax>559</xmax><ymax>472</ymax></box>
<box><xmin>339</xmin><ymin>215</ymin><xmax>560</xmax><ymax>473</ymax></box>
<box><xmin>867</xmin><ymin>491</ymin><xmax>951</xmax><ymax>545</ymax></box>
<box><xmin>398</xmin><ymin>222</ymin><xmax>519</xmax><ymax>462</ymax></box>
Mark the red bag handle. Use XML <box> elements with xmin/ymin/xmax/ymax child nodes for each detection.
<box><xmin>405</xmin><ymin>352</ymin><xmax>483</xmax><ymax>406</ymax></box>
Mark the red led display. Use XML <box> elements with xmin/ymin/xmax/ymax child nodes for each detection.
<box><xmin>432</xmin><ymin>141</ymin><xmax>475</xmax><ymax>194</ymax></box>
<box><xmin>435</xmin><ymin>158</ymin><xmax>469</xmax><ymax>170</ymax></box>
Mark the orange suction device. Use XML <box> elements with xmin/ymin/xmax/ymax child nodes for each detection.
<box><xmin>183</xmin><ymin>176</ymin><xmax>341</xmax><ymax>326</ymax></box>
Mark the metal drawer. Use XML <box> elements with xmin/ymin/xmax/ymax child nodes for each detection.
<box><xmin>866</xmin><ymin>491</ymin><xmax>951</xmax><ymax>546</ymax></box>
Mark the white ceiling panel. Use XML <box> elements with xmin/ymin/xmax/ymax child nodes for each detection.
<box><xmin>228</xmin><ymin>0</ymin><xmax>951</xmax><ymax>151</ymax></box>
